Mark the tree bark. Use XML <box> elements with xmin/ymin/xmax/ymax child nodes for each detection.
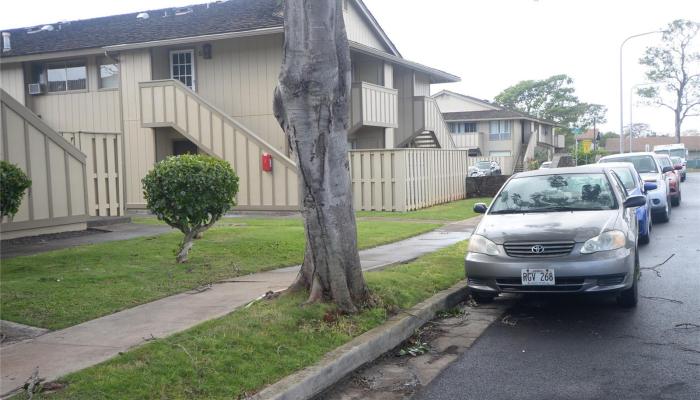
<box><xmin>274</xmin><ymin>0</ymin><xmax>369</xmax><ymax>313</ymax></box>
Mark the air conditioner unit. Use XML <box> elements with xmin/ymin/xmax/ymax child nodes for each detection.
<box><xmin>28</xmin><ymin>83</ymin><xmax>43</xmax><ymax>95</ymax></box>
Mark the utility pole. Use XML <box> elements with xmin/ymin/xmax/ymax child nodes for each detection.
<box><xmin>619</xmin><ymin>30</ymin><xmax>662</xmax><ymax>154</ymax></box>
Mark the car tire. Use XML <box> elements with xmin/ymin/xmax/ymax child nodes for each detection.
<box><xmin>617</xmin><ymin>251</ymin><xmax>639</xmax><ymax>308</ymax></box>
<box><xmin>657</xmin><ymin>199</ymin><xmax>671</xmax><ymax>223</ymax></box>
<box><xmin>639</xmin><ymin>232</ymin><xmax>650</xmax><ymax>245</ymax></box>
<box><xmin>671</xmin><ymin>191</ymin><xmax>681</xmax><ymax>207</ymax></box>
<box><xmin>471</xmin><ymin>291</ymin><xmax>497</xmax><ymax>304</ymax></box>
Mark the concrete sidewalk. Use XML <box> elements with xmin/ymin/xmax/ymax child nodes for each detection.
<box><xmin>1</xmin><ymin>223</ymin><xmax>172</xmax><ymax>259</ymax></box>
<box><xmin>0</xmin><ymin>217</ymin><xmax>480</xmax><ymax>397</ymax></box>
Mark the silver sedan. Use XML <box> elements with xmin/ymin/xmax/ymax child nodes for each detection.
<box><xmin>465</xmin><ymin>165</ymin><xmax>646</xmax><ymax>307</ymax></box>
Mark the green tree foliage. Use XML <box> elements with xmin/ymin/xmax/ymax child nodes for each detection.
<box><xmin>142</xmin><ymin>155</ymin><xmax>239</xmax><ymax>263</ymax></box>
<box><xmin>0</xmin><ymin>160</ymin><xmax>32</xmax><ymax>218</ymax></box>
<box><xmin>494</xmin><ymin>74</ymin><xmax>608</xmax><ymax>130</ymax></box>
<box><xmin>638</xmin><ymin>19</ymin><xmax>700</xmax><ymax>142</ymax></box>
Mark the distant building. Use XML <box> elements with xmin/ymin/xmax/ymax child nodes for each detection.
<box><xmin>604</xmin><ymin>136</ymin><xmax>700</xmax><ymax>160</ymax></box>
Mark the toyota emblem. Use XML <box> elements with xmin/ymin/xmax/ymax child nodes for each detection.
<box><xmin>531</xmin><ymin>245</ymin><xmax>545</xmax><ymax>254</ymax></box>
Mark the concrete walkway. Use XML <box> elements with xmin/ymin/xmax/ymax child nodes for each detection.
<box><xmin>1</xmin><ymin>223</ymin><xmax>172</xmax><ymax>259</ymax></box>
<box><xmin>0</xmin><ymin>217</ymin><xmax>480</xmax><ymax>396</ymax></box>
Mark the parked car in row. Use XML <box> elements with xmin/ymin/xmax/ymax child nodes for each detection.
<box><xmin>654</xmin><ymin>154</ymin><xmax>682</xmax><ymax>207</ymax></box>
<box><xmin>598</xmin><ymin>152</ymin><xmax>672</xmax><ymax>223</ymax></box>
<box><xmin>654</xmin><ymin>143</ymin><xmax>687</xmax><ymax>181</ymax></box>
<box><xmin>600</xmin><ymin>162</ymin><xmax>657</xmax><ymax>245</ymax></box>
<box><xmin>467</xmin><ymin>165</ymin><xmax>644</xmax><ymax>307</ymax></box>
<box><xmin>469</xmin><ymin>160</ymin><xmax>502</xmax><ymax>177</ymax></box>
<box><xmin>539</xmin><ymin>161</ymin><xmax>552</xmax><ymax>169</ymax></box>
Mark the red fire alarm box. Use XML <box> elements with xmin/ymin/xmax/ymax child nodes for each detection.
<box><xmin>261</xmin><ymin>153</ymin><xmax>273</xmax><ymax>172</ymax></box>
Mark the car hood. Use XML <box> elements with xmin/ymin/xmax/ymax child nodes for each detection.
<box><xmin>476</xmin><ymin>210</ymin><xmax>619</xmax><ymax>244</ymax></box>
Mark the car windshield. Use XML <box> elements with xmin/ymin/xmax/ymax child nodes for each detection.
<box><xmin>658</xmin><ymin>157</ymin><xmax>672</xmax><ymax>168</ymax></box>
<box><xmin>476</xmin><ymin>161</ymin><xmax>491</xmax><ymax>168</ymax></box>
<box><xmin>600</xmin><ymin>155</ymin><xmax>658</xmax><ymax>173</ymax></box>
<box><xmin>670</xmin><ymin>149</ymin><xmax>686</xmax><ymax>158</ymax></box>
<box><xmin>489</xmin><ymin>173</ymin><xmax>617</xmax><ymax>214</ymax></box>
<box><xmin>671</xmin><ymin>156</ymin><xmax>682</xmax><ymax>165</ymax></box>
<box><xmin>611</xmin><ymin>167</ymin><xmax>636</xmax><ymax>190</ymax></box>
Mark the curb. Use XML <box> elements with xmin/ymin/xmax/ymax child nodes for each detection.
<box><xmin>248</xmin><ymin>281</ymin><xmax>469</xmax><ymax>400</ymax></box>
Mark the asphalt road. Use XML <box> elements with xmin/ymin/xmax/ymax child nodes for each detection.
<box><xmin>416</xmin><ymin>173</ymin><xmax>700</xmax><ymax>400</ymax></box>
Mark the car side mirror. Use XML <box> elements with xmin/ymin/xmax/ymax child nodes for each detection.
<box><xmin>662</xmin><ymin>166</ymin><xmax>673</xmax><ymax>173</ymax></box>
<box><xmin>624</xmin><ymin>195</ymin><xmax>646</xmax><ymax>208</ymax></box>
<box><xmin>674</xmin><ymin>165</ymin><xmax>682</xmax><ymax>170</ymax></box>
<box><xmin>643</xmin><ymin>182</ymin><xmax>657</xmax><ymax>192</ymax></box>
<box><xmin>473</xmin><ymin>203</ymin><xmax>488</xmax><ymax>214</ymax></box>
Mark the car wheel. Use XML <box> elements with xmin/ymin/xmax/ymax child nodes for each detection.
<box><xmin>617</xmin><ymin>251</ymin><xmax>639</xmax><ymax>308</ymax></box>
<box><xmin>639</xmin><ymin>231</ymin><xmax>650</xmax><ymax>245</ymax></box>
<box><xmin>470</xmin><ymin>291</ymin><xmax>497</xmax><ymax>304</ymax></box>
<box><xmin>658</xmin><ymin>199</ymin><xmax>671</xmax><ymax>222</ymax></box>
<box><xmin>671</xmin><ymin>191</ymin><xmax>681</xmax><ymax>207</ymax></box>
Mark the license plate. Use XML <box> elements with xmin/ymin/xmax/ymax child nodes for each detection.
<box><xmin>521</xmin><ymin>269</ymin><xmax>555</xmax><ymax>285</ymax></box>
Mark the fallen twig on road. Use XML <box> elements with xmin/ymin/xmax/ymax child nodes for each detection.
<box><xmin>640</xmin><ymin>253</ymin><xmax>675</xmax><ymax>277</ymax></box>
<box><xmin>674</xmin><ymin>322</ymin><xmax>700</xmax><ymax>329</ymax></box>
<box><xmin>642</xmin><ymin>296</ymin><xmax>684</xmax><ymax>304</ymax></box>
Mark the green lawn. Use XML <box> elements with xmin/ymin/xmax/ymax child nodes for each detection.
<box><xmin>356</xmin><ymin>197</ymin><xmax>491</xmax><ymax>221</ymax></box>
<box><xmin>0</xmin><ymin>219</ymin><xmax>439</xmax><ymax>330</ymax></box>
<box><xmin>29</xmin><ymin>241</ymin><xmax>467</xmax><ymax>400</ymax></box>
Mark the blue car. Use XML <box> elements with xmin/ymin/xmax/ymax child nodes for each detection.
<box><xmin>606</xmin><ymin>162</ymin><xmax>657</xmax><ymax>245</ymax></box>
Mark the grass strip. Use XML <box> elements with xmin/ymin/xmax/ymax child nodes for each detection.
<box><xmin>1</xmin><ymin>219</ymin><xmax>439</xmax><ymax>329</ymax></box>
<box><xmin>28</xmin><ymin>241</ymin><xmax>467</xmax><ymax>400</ymax></box>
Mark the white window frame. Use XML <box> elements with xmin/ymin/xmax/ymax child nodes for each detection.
<box><xmin>450</xmin><ymin>122</ymin><xmax>478</xmax><ymax>134</ymax></box>
<box><xmin>45</xmin><ymin>59</ymin><xmax>88</xmax><ymax>93</ymax></box>
<box><xmin>489</xmin><ymin>120</ymin><xmax>513</xmax><ymax>141</ymax></box>
<box><xmin>169</xmin><ymin>49</ymin><xmax>196</xmax><ymax>90</ymax></box>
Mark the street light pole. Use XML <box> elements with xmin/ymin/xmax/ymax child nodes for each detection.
<box><xmin>619</xmin><ymin>30</ymin><xmax>662</xmax><ymax>154</ymax></box>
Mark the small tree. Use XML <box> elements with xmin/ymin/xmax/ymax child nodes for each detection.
<box><xmin>638</xmin><ymin>19</ymin><xmax>700</xmax><ymax>142</ymax></box>
<box><xmin>142</xmin><ymin>155</ymin><xmax>239</xmax><ymax>263</ymax></box>
<box><xmin>1</xmin><ymin>160</ymin><xmax>32</xmax><ymax>219</ymax></box>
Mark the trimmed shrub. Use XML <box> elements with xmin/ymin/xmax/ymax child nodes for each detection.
<box><xmin>1</xmin><ymin>160</ymin><xmax>32</xmax><ymax>218</ymax></box>
<box><xmin>142</xmin><ymin>154</ymin><xmax>239</xmax><ymax>263</ymax></box>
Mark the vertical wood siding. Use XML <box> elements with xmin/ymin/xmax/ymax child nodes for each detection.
<box><xmin>31</xmin><ymin>56</ymin><xmax>122</xmax><ymax>133</ymax></box>
<box><xmin>120</xmin><ymin>49</ymin><xmax>155</xmax><ymax>207</ymax></box>
<box><xmin>343</xmin><ymin>1</ymin><xmax>390</xmax><ymax>52</ymax></box>
<box><xmin>1</xmin><ymin>89</ymin><xmax>88</xmax><ymax>237</ymax></box>
<box><xmin>32</xmin><ymin>90</ymin><xmax>122</xmax><ymax>133</ymax></box>
<box><xmin>139</xmin><ymin>79</ymin><xmax>299</xmax><ymax>210</ymax></box>
<box><xmin>183</xmin><ymin>35</ymin><xmax>287</xmax><ymax>154</ymax></box>
<box><xmin>0</xmin><ymin>63</ymin><xmax>25</xmax><ymax>106</ymax></box>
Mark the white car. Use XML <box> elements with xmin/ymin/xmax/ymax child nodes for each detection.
<box><xmin>599</xmin><ymin>152</ymin><xmax>673</xmax><ymax>223</ymax></box>
<box><xmin>539</xmin><ymin>161</ymin><xmax>552</xmax><ymax>169</ymax></box>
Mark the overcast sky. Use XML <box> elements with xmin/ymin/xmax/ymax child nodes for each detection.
<box><xmin>1</xmin><ymin>0</ymin><xmax>698</xmax><ymax>135</ymax></box>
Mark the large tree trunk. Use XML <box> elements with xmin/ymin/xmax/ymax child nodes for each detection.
<box><xmin>273</xmin><ymin>0</ymin><xmax>369</xmax><ymax>313</ymax></box>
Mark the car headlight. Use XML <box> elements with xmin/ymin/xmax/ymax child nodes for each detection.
<box><xmin>580</xmin><ymin>230</ymin><xmax>626</xmax><ymax>254</ymax></box>
<box><xmin>468</xmin><ymin>234</ymin><xmax>501</xmax><ymax>256</ymax></box>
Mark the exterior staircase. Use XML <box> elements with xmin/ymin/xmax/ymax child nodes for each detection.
<box><xmin>512</xmin><ymin>143</ymin><xmax>528</xmax><ymax>174</ymax></box>
<box><xmin>138</xmin><ymin>79</ymin><xmax>300</xmax><ymax>210</ymax></box>
<box><xmin>409</xmin><ymin>131</ymin><xmax>440</xmax><ymax>148</ymax></box>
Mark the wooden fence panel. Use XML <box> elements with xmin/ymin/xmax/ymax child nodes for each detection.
<box><xmin>62</xmin><ymin>132</ymin><xmax>124</xmax><ymax>217</ymax></box>
<box><xmin>349</xmin><ymin>149</ymin><xmax>470</xmax><ymax>212</ymax></box>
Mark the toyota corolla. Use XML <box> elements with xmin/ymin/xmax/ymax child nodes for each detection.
<box><xmin>465</xmin><ymin>165</ymin><xmax>645</xmax><ymax>307</ymax></box>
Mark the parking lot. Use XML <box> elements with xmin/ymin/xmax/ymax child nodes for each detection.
<box><xmin>417</xmin><ymin>173</ymin><xmax>700</xmax><ymax>400</ymax></box>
